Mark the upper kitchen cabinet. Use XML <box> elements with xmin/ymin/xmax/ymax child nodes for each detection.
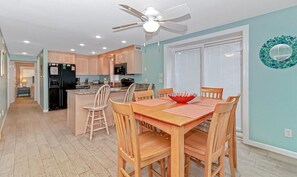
<box><xmin>115</xmin><ymin>45</ymin><xmax>142</xmax><ymax>74</ymax></box>
<box><xmin>98</xmin><ymin>57</ymin><xmax>110</xmax><ymax>75</ymax></box>
<box><xmin>48</xmin><ymin>51</ymin><xmax>75</xmax><ymax>64</ymax></box>
<box><xmin>88</xmin><ymin>56</ymin><xmax>99</xmax><ymax>75</ymax></box>
<box><xmin>75</xmin><ymin>55</ymin><xmax>88</xmax><ymax>75</ymax></box>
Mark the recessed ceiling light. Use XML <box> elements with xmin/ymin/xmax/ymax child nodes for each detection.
<box><xmin>70</xmin><ymin>49</ymin><xmax>75</xmax><ymax>52</ymax></box>
<box><xmin>80</xmin><ymin>43</ymin><xmax>85</xmax><ymax>46</ymax></box>
<box><xmin>91</xmin><ymin>51</ymin><xmax>96</xmax><ymax>54</ymax></box>
<box><xmin>23</xmin><ymin>40</ymin><xmax>30</xmax><ymax>44</ymax></box>
<box><xmin>224</xmin><ymin>52</ymin><xmax>235</xmax><ymax>57</ymax></box>
<box><xmin>102</xmin><ymin>47</ymin><xmax>107</xmax><ymax>50</ymax></box>
<box><xmin>121</xmin><ymin>40</ymin><xmax>127</xmax><ymax>44</ymax></box>
<box><xmin>22</xmin><ymin>52</ymin><xmax>27</xmax><ymax>55</ymax></box>
<box><xmin>96</xmin><ymin>35</ymin><xmax>101</xmax><ymax>39</ymax></box>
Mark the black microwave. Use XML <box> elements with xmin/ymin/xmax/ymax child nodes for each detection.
<box><xmin>114</xmin><ymin>63</ymin><xmax>127</xmax><ymax>75</ymax></box>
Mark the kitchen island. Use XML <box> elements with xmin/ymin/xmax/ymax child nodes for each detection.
<box><xmin>67</xmin><ymin>87</ymin><xmax>125</xmax><ymax>135</ymax></box>
<box><xmin>66</xmin><ymin>84</ymin><xmax>149</xmax><ymax>135</ymax></box>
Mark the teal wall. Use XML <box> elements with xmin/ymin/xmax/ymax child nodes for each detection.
<box><xmin>38</xmin><ymin>49</ymin><xmax>48</xmax><ymax>111</ymax></box>
<box><xmin>142</xmin><ymin>6</ymin><xmax>297</xmax><ymax>152</ymax></box>
<box><xmin>0</xmin><ymin>30</ymin><xmax>8</xmax><ymax>130</ymax></box>
<box><xmin>10</xmin><ymin>54</ymin><xmax>37</xmax><ymax>62</ymax></box>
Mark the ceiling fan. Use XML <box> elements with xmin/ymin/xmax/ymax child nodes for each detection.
<box><xmin>112</xmin><ymin>4</ymin><xmax>191</xmax><ymax>39</ymax></box>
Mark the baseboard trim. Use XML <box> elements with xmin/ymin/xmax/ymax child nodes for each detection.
<box><xmin>0</xmin><ymin>109</ymin><xmax>8</xmax><ymax>140</ymax></box>
<box><xmin>245</xmin><ymin>139</ymin><xmax>297</xmax><ymax>159</ymax></box>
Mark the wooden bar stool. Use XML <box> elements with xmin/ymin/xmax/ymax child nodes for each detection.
<box><xmin>83</xmin><ymin>85</ymin><xmax>111</xmax><ymax>141</ymax></box>
<box><xmin>110</xmin><ymin>99</ymin><xmax>170</xmax><ymax>177</ymax></box>
<box><xmin>123</xmin><ymin>83</ymin><xmax>136</xmax><ymax>103</ymax></box>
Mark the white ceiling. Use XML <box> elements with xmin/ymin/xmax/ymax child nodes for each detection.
<box><xmin>0</xmin><ymin>0</ymin><xmax>297</xmax><ymax>56</ymax></box>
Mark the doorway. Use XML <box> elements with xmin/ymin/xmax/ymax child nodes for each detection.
<box><xmin>12</xmin><ymin>62</ymin><xmax>36</xmax><ymax>101</ymax></box>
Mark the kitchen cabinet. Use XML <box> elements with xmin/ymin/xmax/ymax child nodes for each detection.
<box><xmin>48</xmin><ymin>51</ymin><xmax>75</xmax><ymax>64</ymax></box>
<box><xmin>114</xmin><ymin>45</ymin><xmax>142</xmax><ymax>74</ymax></box>
<box><xmin>98</xmin><ymin>57</ymin><xmax>110</xmax><ymax>75</ymax></box>
<box><xmin>75</xmin><ymin>55</ymin><xmax>88</xmax><ymax>75</ymax></box>
<box><xmin>88</xmin><ymin>56</ymin><xmax>99</xmax><ymax>75</ymax></box>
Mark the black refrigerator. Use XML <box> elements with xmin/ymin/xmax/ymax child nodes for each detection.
<box><xmin>48</xmin><ymin>63</ymin><xmax>76</xmax><ymax>110</ymax></box>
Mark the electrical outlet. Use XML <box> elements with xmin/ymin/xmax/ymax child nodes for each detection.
<box><xmin>1</xmin><ymin>110</ymin><xmax>3</xmax><ymax>117</ymax></box>
<box><xmin>144</xmin><ymin>78</ymin><xmax>148</xmax><ymax>82</ymax></box>
<box><xmin>284</xmin><ymin>129</ymin><xmax>293</xmax><ymax>138</ymax></box>
<box><xmin>159</xmin><ymin>78</ymin><xmax>163</xmax><ymax>83</ymax></box>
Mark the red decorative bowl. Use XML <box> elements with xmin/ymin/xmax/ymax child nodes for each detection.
<box><xmin>168</xmin><ymin>93</ymin><xmax>197</xmax><ymax>103</ymax></box>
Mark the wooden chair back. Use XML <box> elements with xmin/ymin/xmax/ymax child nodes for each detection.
<box><xmin>206</xmin><ymin>100</ymin><xmax>234</xmax><ymax>163</ymax></box>
<box><xmin>157</xmin><ymin>88</ymin><xmax>173</xmax><ymax>98</ymax></box>
<box><xmin>123</xmin><ymin>83</ymin><xmax>136</xmax><ymax>103</ymax></box>
<box><xmin>93</xmin><ymin>85</ymin><xmax>111</xmax><ymax>107</ymax></box>
<box><xmin>110</xmin><ymin>99</ymin><xmax>140</xmax><ymax>164</ymax></box>
<box><xmin>134</xmin><ymin>90</ymin><xmax>154</xmax><ymax>101</ymax></box>
<box><xmin>134</xmin><ymin>90</ymin><xmax>157</xmax><ymax>133</ymax></box>
<box><xmin>201</xmin><ymin>87</ymin><xmax>223</xmax><ymax>99</ymax></box>
<box><xmin>226</xmin><ymin>95</ymin><xmax>240</xmax><ymax>140</ymax></box>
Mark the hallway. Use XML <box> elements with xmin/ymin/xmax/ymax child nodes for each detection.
<box><xmin>0</xmin><ymin>98</ymin><xmax>297</xmax><ymax>177</ymax></box>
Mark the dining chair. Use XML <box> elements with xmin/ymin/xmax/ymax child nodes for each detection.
<box><xmin>184</xmin><ymin>100</ymin><xmax>235</xmax><ymax>177</ymax></box>
<box><xmin>201</xmin><ymin>87</ymin><xmax>223</xmax><ymax>99</ymax></box>
<box><xmin>195</xmin><ymin>95</ymin><xmax>240</xmax><ymax>177</ymax></box>
<box><xmin>134</xmin><ymin>90</ymin><xmax>156</xmax><ymax>133</ymax></box>
<box><xmin>134</xmin><ymin>90</ymin><xmax>154</xmax><ymax>101</ymax></box>
<box><xmin>83</xmin><ymin>84</ymin><xmax>110</xmax><ymax>141</ymax></box>
<box><xmin>196</xmin><ymin>86</ymin><xmax>224</xmax><ymax>132</ymax></box>
<box><xmin>225</xmin><ymin>95</ymin><xmax>240</xmax><ymax>177</ymax></box>
<box><xmin>123</xmin><ymin>83</ymin><xmax>136</xmax><ymax>103</ymax></box>
<box><xmin>110</xmin><ymin>99</ymin><xmax>170</xmax><ymax>177</ymax></box>
<box><xmin>157</xmin><ymin>88</ymin><xmax>173</xmax><ymax>98</ymax></box>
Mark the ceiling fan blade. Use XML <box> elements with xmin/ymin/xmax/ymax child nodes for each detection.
<box><xmin>119</xmin><ymin>4</ymin><xmax>148</xmax><ymax>21</ymax></box>
<box><xmin>112</xmin><ymin>22</ymin><xmax>143</xmax><ymax>30</ymax></box>
<box><xmin>160</xmin><ymin>21</ymin><xmax>187</xmax><ymax>33</ymax></box>
<box><xmin>160</xmin><ymin>4</ymin><xmax>190</xmax><ymax>21</ymax></box>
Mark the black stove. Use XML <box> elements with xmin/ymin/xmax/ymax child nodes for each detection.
<box><xmin>121</xmin><ymin>78</ymin><xmax>134</xmax><ymax>87</ymax></box>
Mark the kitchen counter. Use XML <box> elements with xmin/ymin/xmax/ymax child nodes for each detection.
<box><xmin>66</xmin><ymin>83</ymin><xmax>151</xmax><ymax>135</ymax></box>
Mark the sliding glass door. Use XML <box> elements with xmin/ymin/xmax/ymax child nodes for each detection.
<box><xmin>203</xmin><ymin>42</ymin><xmax>242</xmax><ymax>131</ymax></box>
<box><xmin>174</xmin><ymin>48</ymin><xmax>201</xmax><ymax>93</ymax></box>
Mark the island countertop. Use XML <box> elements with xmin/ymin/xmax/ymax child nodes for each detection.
<box><xmin>66</xmin><ymin>84</ymin><xmax>149</xmax><ymax>95</ymax></box>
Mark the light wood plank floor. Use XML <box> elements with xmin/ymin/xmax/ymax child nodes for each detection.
<box><xmin>1</xmin><ymin>97</ymin><xmax>297</xmax><ymax>177</ymax></box>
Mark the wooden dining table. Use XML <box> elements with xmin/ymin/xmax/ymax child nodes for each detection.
<box><xmin>131</xmin><ymin>97</ymin><xmax>222</xmax><ymax>177</ymax></box>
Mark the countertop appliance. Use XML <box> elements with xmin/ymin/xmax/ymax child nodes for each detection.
<box><xmin>114</xmin><ymin>63</ymin><xmax>127</xmax><ymax>75</ymax></box>
<box><xmin>48</xmin><ymin>63</ymin><xmax>76</xmax><ymax>111</ymax></box>
<box><xmin>121</xmin><ymin>78</ymin><xmax>134</xmax><ymax>87</ymax></box>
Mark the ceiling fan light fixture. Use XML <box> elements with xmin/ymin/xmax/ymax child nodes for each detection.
<box><xmin>143</xmin><ymin>21</ymin><xmax>160</xmax><ymax>33</ymax></box>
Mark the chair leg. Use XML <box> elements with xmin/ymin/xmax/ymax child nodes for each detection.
<box><xmin>160</xmin><ymin>159</ymin><xmax>166</xmax><ymax>177</ymax></box>
<box><xmin>118</xmin><ymin>155</ymin><xmax>125</xmax><ymax>177</ymax></box>
<box><xmin>218</xmin><ymin>156</ymin><xmax>225</xmax><ymax>177</ymax></box>
<box><xmin>102</xmin><ymin>109</ymin><xmax>109</xmax><ymax>135</ymax></box>
<box><xmin>185</xmin><ymin>155</ymin><xmax>191</xmax><ymax>177</ymax></box>
<box><xmin>167</xmin><ymin>156</ymin><xmax>171</xmax><ymax>177</ymax></box>
<box><xmin>89</xmin><ymin>110</ymin><xmax>95</xmax><ymax>141</ymax></box>
<box><xmin>204</xmin><ymin>160</ymin><xmax>212</xmax><ymax>177</ymax></box>
<box><xmin>228</xmin><ymin>140</ymin><xmax>236</xmax><ymax>177</ymax></box>
<box><xmin>84</xmin><ymin>110</ymin><xmax>90</xmax><ymax>134</ymax></box>
<box><xmin>232</xmin><ymin>135</ymin><xmax>237</xmax><ymax>168</ymax></box>
<box><xmin>148</xmin><ymin>164</ymin><xmax>153</xmax><ymax>177</ymax></box>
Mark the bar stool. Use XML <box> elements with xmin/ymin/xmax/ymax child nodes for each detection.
<box><xmin>83</xmin><ymin>85</ymin><xmax>111</xmax><ymax>141</ymax></box>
